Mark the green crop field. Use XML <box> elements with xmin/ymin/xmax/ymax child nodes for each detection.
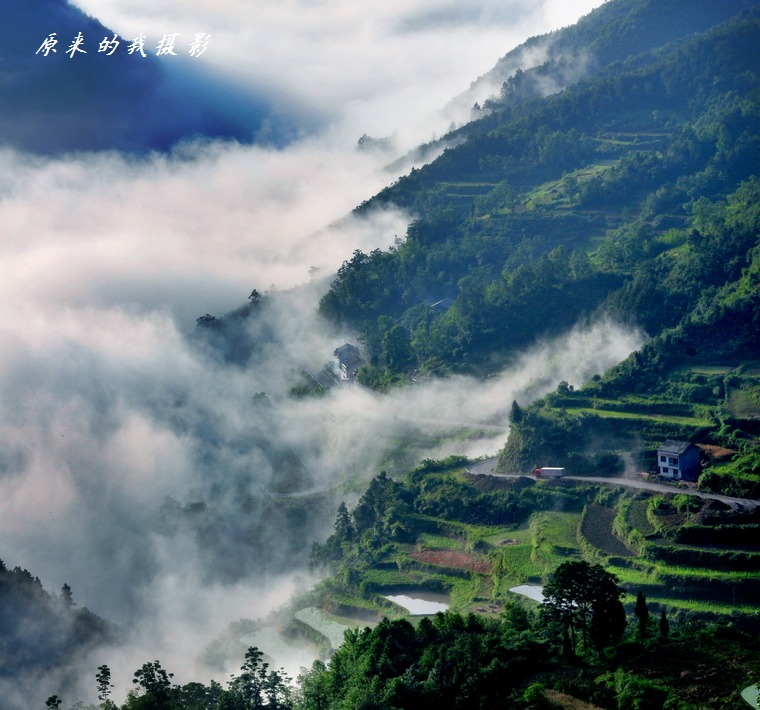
<box><xmin>483</xmin><ymin>524</ymin><xmax>533</xmax><ymax>547</ymax></box>
<box><xmin>625</xmin><ymin>498</ymin><xmax>656</xmax><ymax>536</ymax></box>
<box><xmin>499</xmin><ymin>544</ymin><xmax>539</xmax><ymax>582</ymax></box>
<box><xmin>608</xmin><ymin>566</ymin><xmax>657</xmax><ymax>586</ymax></box>
<box><xmin>727</xmin><ymin>384</ymin><xmax>760</xmax><ymax>419</ymax></box>
<box><xmin>418</xmin><ymin>533</ymin><xmax>466</xmax><ymax>550</ymax></box>
<box><xmin>648</xmin><ymin>563</ymin><xmax>760</xmax><ymax>581</ymax></box>
<box><xmin>568</xmin><ymin>407</ymin><xmax>711</xmax><ymax>426</ymax></box>
<box><xmin>640</xmin><ymin>597</ymin><xmax>760</xmax><ymax>615</ymax></box>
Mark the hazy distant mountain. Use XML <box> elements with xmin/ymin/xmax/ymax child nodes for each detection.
<box><xmin>450</xmin><ymin>0</ymin><xmax>757</xmax><ymax>139</ymax></box>
<box><xmin>0</xmin><ymin>0</ymin><xmax>316</xmax><ymax>153</ymax></box>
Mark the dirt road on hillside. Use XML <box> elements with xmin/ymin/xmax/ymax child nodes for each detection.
<box><xmin>468</xmin><ymin>458</ymin><xmax>760</xmax><ymax>508</ymax></box>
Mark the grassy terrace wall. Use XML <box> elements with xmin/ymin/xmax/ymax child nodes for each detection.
<box><xmin>550</xmin><ymin>396</ymin><xmax>706</xmax><ymax>418</ymax></box>
<box><xmin>634</xmin><ymin>574</ymin><xmax>760</xmax><ymax>607</ymax></box>
<box><xmin>581</xmin><ymin>504</ymin><xmax>634</xmax><ymax>558</ymax></box>
<box><xmin>641</xmin><ymin>544</ymin><xmax>760</xmax><ymax>571</ymax></box>
<box><xmin>573</xmin><ymin>491</ymin><xmax>760</xmax><ymax>612</ymax></box>
<box><xmin>673</xmin><ymin>524</ymin><xmax>760</xmax><ymax>547</ymax></box>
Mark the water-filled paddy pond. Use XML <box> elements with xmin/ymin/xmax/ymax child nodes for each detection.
<box><xmin>508</xmin><ymin>584</ymin><xmax>545</xmax><ymax>603</ymax></box>
<box><xmin>741</xmin><ymin>685</ymin><xmax>759</xmax><ymax>708</ymax></box>
<box><xmin>383</xmin><ymin>591</ymin><xmax>450</xmax><ymax>615</ymax></box>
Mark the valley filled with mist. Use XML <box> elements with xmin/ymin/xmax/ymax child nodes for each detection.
<box><xmin>0</xmin><ymin>0</ymin><xmax>620</xmax><ymax>705</ymax></box>
<box><xmin>2</xmin><ymin>1</ymin><xmax>760</xmax><ymax>708</ymax></box>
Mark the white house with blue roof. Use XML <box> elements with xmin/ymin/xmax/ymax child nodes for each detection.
<box><xmin>657</xmin><ymin>440</ymin><xmax>701</xmax><ymax>482</ymax></box>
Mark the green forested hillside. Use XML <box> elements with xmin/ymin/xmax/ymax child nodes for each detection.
<box><xmin>474</xmin><ymin>0</ymin><xmax>760</xmax><ymax>102</ymax></box>
<box><xmin>496</xmin><ymin>178</ymin><xmax>760</xmax><ymax>494</ymax></box>
<box><xmin>316</xmin><ymin>3</ymin><xmax>760</xmax><ymax>496</ymax></box>
<box><xmin>39</xmin><ymin>463</ymin><xmax>760</xmax><ymax>708</ymax></box>
<box><xmin>320</xmin><ymin>6</ymin><xmax>760</xmax><ymax>389</ymax></box>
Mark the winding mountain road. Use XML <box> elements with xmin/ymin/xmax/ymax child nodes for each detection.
<box><xmin>468</xmin><ymin>458</ymin><xmax>760</xmax><ymax>509</ymax></box>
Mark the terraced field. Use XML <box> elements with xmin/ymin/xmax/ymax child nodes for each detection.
<box><xmin>409</xmin><ymin>549</ymin><xmax>492</xmax><ymax>574</ymax></box>
<box><xmin>581</xmin><ymin>505</ymin><xmax>634</xmax><ymax>557</ymax></box>
<box><xmin>563</xmin><ymin>406</ymin><xmax>711</xmax><ymax>428</ymax></box>
<box><xmin>312</xmin><ymin>463</ymin><xmax>759</xmax><ymax>626</ymax></box>
<box><xmin>625</xmin><ymin>498</ymin><xmax>656</xmax><ymax>536</ymax></box>
<box><xmin>577</xmin><ymin>491</ymin><xmax>760</xmax><ymax>612</ymax></box>
<box><xmin>294</xmin><ymin>607</ymin><xmax>362</xmax><ymax>651</ymax></box>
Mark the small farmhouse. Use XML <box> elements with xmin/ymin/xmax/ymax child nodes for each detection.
<box><xmin>656</xmin><ymin>440</ymin><xmax>701</xmax><ymax>482</ymax></box>
<box><xmin>334</xmin><ymin>343</ymin><xmax>363</xmax><ymax>382</ymax></box>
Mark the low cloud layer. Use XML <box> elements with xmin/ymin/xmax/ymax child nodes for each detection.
<box><xmin>0</xmin><ymin>142</ymin><xmax>411</xmax><ymax>325</ymax></box>
<box><xmin>2</xmin><ymin>1</ymin><xmax>614</xmax><ymax>705</ymax></box>
<box><xmin>71</xmin><ymin>0</ymin><xmax>605</xmax><ymax>149</ymax></box>
<box><xmin>0</xmin><ymin>274</ymin><xmax>641</xmax><ymax>703</ymax></box>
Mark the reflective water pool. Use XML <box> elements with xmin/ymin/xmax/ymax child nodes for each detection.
<box><xmin>383</xmin><ymin>592</ymin><xmax>450</xmax><ymax>615</ymax></box>
<box><xmin>508</xmin><ymin>584</ymin><xmax>545</xmax><ymax>603</ymax></box>
<box><xmin>741</xmin><ymin>685</ymin><xmax>759</xmax><ymax>709</ymax></box>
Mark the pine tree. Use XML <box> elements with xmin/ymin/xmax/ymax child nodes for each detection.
<box><xmin>634</xmin><ymin>590</ymin><xmax>649</xmax><ymax>639</ymax></box>
<box><xmin>60</xmin><ymin>583</ymin><xmax>76</xmax><ymax>609</ymax></box>
<box><xmin>96</xmin><ymin>664</ymin><xmax>114</xmax><ymax>703</ymax></box>
<box><xmin>334</xmin><ymin>502</ymin><xmax>355</xmax><ymax>543</ymax></box>
<box><xmin>659</xmin><ymin>609</ymin><xmax>670</xmax><ymax>638</ymax></box>
<box><xmin>510</xmin><ymin>400</ymin><xmax>523</xmax><ymax>424</ymax></box>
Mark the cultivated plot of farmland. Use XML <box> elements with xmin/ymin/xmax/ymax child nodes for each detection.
<box><xmin>581</xmin><ymin>504</ymin><xmax>634</xmax><ymax>557</ymax></box>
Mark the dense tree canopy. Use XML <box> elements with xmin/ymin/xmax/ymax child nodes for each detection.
<box><xmin>319</xmin><ymin>12</ymin><xmax>760</xmax><ymax>387</ymax></box>
<box><xmin>542</xmin><ymin>560</ymin><xmax>626</xmax><ymax>655</ymax></box>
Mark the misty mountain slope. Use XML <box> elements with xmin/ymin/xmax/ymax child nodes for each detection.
<box><xmin>368</xmin><ymin>1</ymin><xmax>760</xmax><ymax>214</ymax></box>
<box><xmin>457</xmin><ymin>0</ymin><xmax>759</xmax><ymax>114</ymax></box>
<box><xmin>0</xmin><ymin>0</ymin><xmax>315</xmax><ymax>153</ymax></box>
<box><xmin>316</xmin><ymin>4</ymin><xmax>760</xmax><ymax>389</ymax></box>
<box><xmin>0</xmin><ymin>561</ymin><xmax>117</xmax><ymax>699</ymax></box>
<box><xmin>497</xmin><ymin>179</ymin><xmax>760</xmax><ymax>492</ymax></box>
